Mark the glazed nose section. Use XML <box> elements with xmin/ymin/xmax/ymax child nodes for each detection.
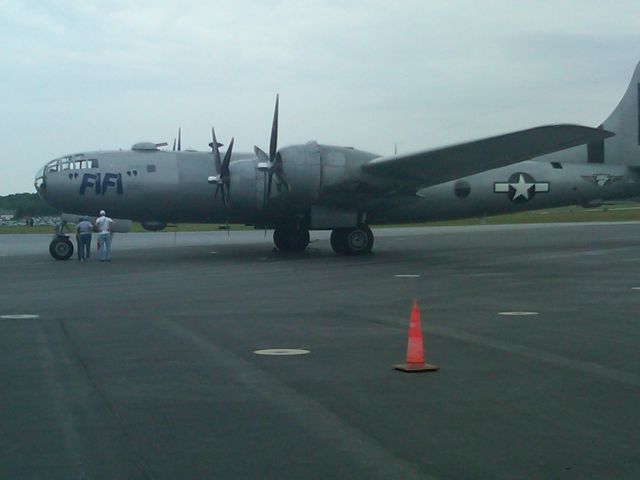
<box><xmin>34</xmin><ymin>166</ymin><xmax>46</xmax><ymax>198</ymax></box>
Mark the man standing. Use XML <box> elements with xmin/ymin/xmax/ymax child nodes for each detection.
<box><xmin>95</xmin><ymin>210</ymin><xmax>114</xmax><ymax>262</ymax></box>
<box><xmin>76</xmin><ymin>216</ymin><xmax>93</xmax><ymax>261</ymax></box>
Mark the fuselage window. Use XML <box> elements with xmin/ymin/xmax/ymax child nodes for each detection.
<box><xmin>147</xmin><ymin>164</ymin><xmax>156</xmax><ymax>173</ymax></box>
<box><xmin>551</xmin><ymin>162</ymin><xmax>563</xmax><ymax>169</ymax></box>
<box><xmin>587</xmin><ymin>139</ymin><xmax>604</xmax><ymax>163</ymax></box>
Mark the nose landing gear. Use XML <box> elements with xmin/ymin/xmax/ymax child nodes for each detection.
<box><xmin>48</xmin><ymin>219</ymin><xmax>75</xmax><ymax>260</ymax></box>
<box><xmin>49</xmin><ymin>235</ymin><xmax>74</xmax><ymax>260</ymax></box>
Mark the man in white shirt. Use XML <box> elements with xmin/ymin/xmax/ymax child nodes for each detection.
<box><xmin>95</xmin><ymin>210</ymin><xmax>115</xmax><ymax>261</ymax></box>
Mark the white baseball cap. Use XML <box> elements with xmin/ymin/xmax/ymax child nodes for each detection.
<box><xmin>99</xmin><ymin>210</ymin><xmax>106</xmax><ymax>215</ymax></box>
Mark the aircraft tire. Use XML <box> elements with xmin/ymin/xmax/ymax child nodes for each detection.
<box><xmin>291</xmin><ymin>228</ymin><xmax>310</xmax><ymax>251</ymax></box>
<box><xmin>330</xmin><ymin>229</ymin><xmax>348</xmax><ymax>253</ymax></box>
<box><xmin>273</xmin><ymin>227</ymin><xmax>310</xmax><ymax>252</ymax></box>
<box><xmin>49</xmin><ymin>236</ymin><xmax>74</xmax><ymax>260</ymax></box>
<box><xmin>273</xmin><ymin>228</ymin><xmax>289</xmax><ymax>251</ymax></box>
<box><xmin>343</xmin><ymin>226</ymin><xmax>374</xmax><ymax>255</ymax></box>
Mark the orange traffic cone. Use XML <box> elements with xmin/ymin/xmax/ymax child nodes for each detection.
<box><xmin>394</xmin><ymin>299</ymin><xmax>439</xmax><ymax>372</ymax></box>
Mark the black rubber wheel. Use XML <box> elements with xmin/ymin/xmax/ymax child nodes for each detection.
<box><xmin>273</xmin><ymin>228</ymin><xmax>290</xmax><ymax>251</ymax></box>
<box><xmin>290</xmin><ymin>228</ymin><xmax>310</xmax><ymax>251</ymax></box>
<box><xmin>49</xmin><ymin>237</ymin><xmax>74</xmax><ymax>260</ymax></box>
<box><xmin>273</xmin><ymin>227</ymin><xmax>310</xmax><ymax>252</ymax></box>
<box><xmin>330</xmin><ymin>229</ymin><xmax>348</xmax><ymax>253</ymax></box>
<box><xmin>343</xmin><ymin>226</ymin><xmax>374</xmax><ymax>255</ymax></box>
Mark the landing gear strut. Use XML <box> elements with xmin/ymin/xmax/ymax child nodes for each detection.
<box><xmin>273</xmin><ymin>225</ymin><xmax>310</xmax><ymax>252</ymax></box>
<box><xmin>49</xmin><ymin>235</ymin><xmax>74</xmax><ymax>260</ymax></box>
<box><xmin>49</xmin><ymin>219</ymin><xmax>74</xmax><ymax>260</ymax></box>
<box><xmin>330</xmin><ymin>226</ymin><xmax>374</xmax><ymax>255</ymax></box>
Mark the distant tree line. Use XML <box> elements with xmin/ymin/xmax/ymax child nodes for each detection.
<box><xmin>0</xmin><ymin>193</ymin><xmax>60</xmax><ymax>218</ymax></box>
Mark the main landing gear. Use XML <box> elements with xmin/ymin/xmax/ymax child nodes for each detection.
<box><xmin>272</xmin><ymin>224</ymin><xmax>374</xmax><ymax>255</ymax></box>
<box><xmin>330</xmin><ymin>226</ymin><xmax>374</xmax><ymax>255</ymax></box>
<box><xmin>273</xmin><ymin>225</ymin><xmax>310</xmax><ymax>252</ymax></box>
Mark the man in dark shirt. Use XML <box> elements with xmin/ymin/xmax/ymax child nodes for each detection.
<box><xmin>76</xmin><ymin>217</ymin><xmax>93</xmax><ymax>261</ymax></box>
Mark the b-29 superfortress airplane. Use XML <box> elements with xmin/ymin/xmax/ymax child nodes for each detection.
<box><xmin>36</xmin><ymin>60</ymin><xmax>640</xmax><ymax>259</ymax></box>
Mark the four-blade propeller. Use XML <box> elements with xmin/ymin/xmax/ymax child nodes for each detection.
<box><xmin>207</xmin><ymin>127</ymin><xmax>234</xmax><ymax>208</ymax></box>
<box><xmin>255</xmin><ymin>94</ymin><xmax>290</xmax><ymax>217</ymax></box>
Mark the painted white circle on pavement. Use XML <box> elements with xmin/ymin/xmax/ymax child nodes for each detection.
<box><xmin>254</xmin><ymin>349</ymin><xmax>310</xmax><ymax>356</ymax></box>
<box><xmin>499</xmin><ymin>311</ymin><xmax>539</xmax><ymax>316</ymax></box>
<box><xmin>1</xmin><ymin>314</ymin><xmax>40</xmax><ymax>319</ymax></box>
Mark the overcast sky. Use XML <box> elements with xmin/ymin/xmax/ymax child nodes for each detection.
<box><xmin>1</xmin><ymin>0</ymin><xmax>639</xmax><ymax>195</ymax></box>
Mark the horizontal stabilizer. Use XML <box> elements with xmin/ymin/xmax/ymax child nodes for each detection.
<box><xmin>362</xmin><ymin>124</ymin><xmax>614</xmax><ymax>188</ymax></box>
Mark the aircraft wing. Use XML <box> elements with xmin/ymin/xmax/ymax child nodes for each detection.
<box><xmin>362</xmin><ymin>124</ymin><xmax>614</xmax><ymax>188</ymax></box>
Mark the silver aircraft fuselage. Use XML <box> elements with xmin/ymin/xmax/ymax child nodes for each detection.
<box><xmin>36</xmin><ymin>142</ymin><xmax>640</xmax><ymax>226</ymax></box>
<box><xmin>34</xmin><ymin>59</ymin><xmax>640</xmax><ymax>257</ymax></box>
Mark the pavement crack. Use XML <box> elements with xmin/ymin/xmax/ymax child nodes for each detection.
<box><xmin>58</xmin><ymin>318</ymin><xmax>159</xmax><ymax>480</ymax></box>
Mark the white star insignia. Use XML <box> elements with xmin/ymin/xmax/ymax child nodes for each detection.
<box><xmin>510</xmin><ymin>174</ymin><xmax>534</xmax><ymax>200</ymax></box>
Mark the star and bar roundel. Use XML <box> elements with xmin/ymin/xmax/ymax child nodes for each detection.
<box><xmin>494</xmin><ymin>172</ymin><xmax>550</xmax><ymax>203</ymax></box>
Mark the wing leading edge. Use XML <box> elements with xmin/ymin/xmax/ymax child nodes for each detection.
<box><xmin>362</xmin><ymin>124</ymin><xmax>614</xmax><ymax>188</ymax></box>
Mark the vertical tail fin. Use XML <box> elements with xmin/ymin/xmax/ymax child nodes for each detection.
<box><xmin>600</xmin><ymin>61</ymin><xmax>640</xmax><ymax>166</ymax></box>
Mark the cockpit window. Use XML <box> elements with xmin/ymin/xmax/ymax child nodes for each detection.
<box><xmin>45</xmin><ymin>156</ymin><xmax>98</xmax><ymax>172</ymax></box>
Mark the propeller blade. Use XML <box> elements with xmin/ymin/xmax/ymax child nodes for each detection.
<box><xmin>172</xmin><ymin>138</ymin><xmax>176</xmax><ymax>151</ymax></box>
<box><xmin>211</xmin><ymin>127</ymin><xmax>222</xmax><ymax>172</ymax></box>
<box><xmin>267</xmin><ymin>171</ymin><xmax>274</xmax><ymax>204</ymax></box>
<box><xmin>269</xmin><ymin>94</ymin><xmax>279</xmax><ymax>161</ymax></box>
<box><xmin>262</xmin><ymin>172</ymin><xmax>269</xmax><ymax>237</ymax></box>
<box><xmin>273</xmin><ymin>169</ymin><xmax>291</xmax><ymax>193</ymax></box>
<box><xmin>222</xmin><ymin>137</ymin><xmax>234</xmax><ymax>179</ymax></box>
<box><xmin>177</xmin><ymin>127</ymin><xmax>182</xmax><ymax>151</ymax></box>
<box><xmin>254</xmin><ymin>146</ymin><xmax>270</xmax><ymax>167</ymax></box>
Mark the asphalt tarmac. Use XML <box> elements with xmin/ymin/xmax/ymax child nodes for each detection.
<box><xmin>1</xmin><ymin>223</ymin><xmax>639</xmax><ymax>479</ymax></box>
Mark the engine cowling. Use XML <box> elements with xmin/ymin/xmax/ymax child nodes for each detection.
<box><xmin>277</xmin><ymin>142</ymin><xmax>321</xmax><ymax>205</ymax></box>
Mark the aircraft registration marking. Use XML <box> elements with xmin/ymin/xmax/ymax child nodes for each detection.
<box><xmin>1</xmin><ymin>314</ymin><xmax>40</xmax><ymax>319</ymax></box>
<box><xmin>254</xmin><ymin>349</ymin><xmax>310</xmax><ymax>356</ymax></box>
<box><xmin>498</xmin><ymin>311</ymin><xmax>539</xmax><ymax>316</ymax></box>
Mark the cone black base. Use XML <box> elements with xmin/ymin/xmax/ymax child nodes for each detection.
<box><xmin>393</xmin><ymin>362</ymin><xmax>439</xmax><ymax>373</ymax></box>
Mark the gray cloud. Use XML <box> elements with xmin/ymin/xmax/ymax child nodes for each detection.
<box><xmin>1</xmin><ymin>0</ymin><xmax>639</xmax><ymax>194</ymax></box>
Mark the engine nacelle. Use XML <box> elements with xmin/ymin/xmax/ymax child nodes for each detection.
<box><xmin>277</xmin><ymin>143</ymin><xmax>321</xmax><ymax>204</ymax></box>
